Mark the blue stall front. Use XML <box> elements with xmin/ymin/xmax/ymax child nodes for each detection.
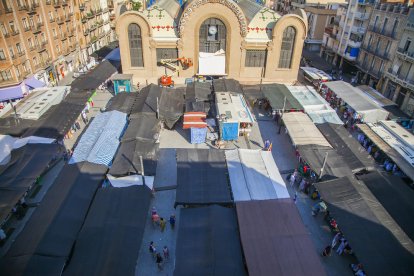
<box><xmin>111</xmin><ymin>74</ymin><xmax>133</xmax><ymax>94</ymax></box>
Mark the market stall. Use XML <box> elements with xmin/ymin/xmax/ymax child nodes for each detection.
<box><xmin>300</xmin><ymin>66</ymin><xmax>332</xmax><ymax>87</ymax></box>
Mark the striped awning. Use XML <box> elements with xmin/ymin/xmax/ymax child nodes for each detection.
<box><xmin>183</xmin><ymin>112</ymin><xmax>207</xmax><ymax>129</ymax></box>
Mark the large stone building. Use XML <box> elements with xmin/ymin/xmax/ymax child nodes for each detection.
<box><xmin>382</xmin><ymin>8</ymin><xmax>414</xmax><ymax>116</ymax></box>
<box><xmin>356</xmin><ymin>3</ymin><xmax>410</xmax><ymax>89</ymax></box>
<box><xmin>0</xmin><ymin>0</ymin><xmax>115</xmax><ymax>92</ymax></box>
<box><xmin>115</xmin><ymin>0</ymin><xmax>308</xmax><ymax>85</ymax></box>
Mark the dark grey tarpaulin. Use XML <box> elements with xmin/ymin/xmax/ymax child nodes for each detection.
<box><xmin>129</xmin><ymin>86</ymin><xmax>151</xmax><ymax>117</ymax></box>
<box><xmin>0</xmin><ymin>143</ymin><xmax>63</xmax><ymax>223</ymax></box>
<box><xmin>109</xmin><ymin>139</ymin><xmax>159</xmax><ymax>176</ymax></box>
<box><xmin>159</xmin><ymin>87</ymin><xmax>184</xmax><ymax>129</ymax></box>
<box><xmin>154</xmin><ymin>149</ymin><xmax>177</xmax><ymax>191</ymax></box>
<box><xmin>70</xmin><ymin>60</ymin><xmax>119</xmax><ymax>93</ymax></box>
<box><xmin>0</xmin><ymin>162</ymin><xmax>107</xmax><ymax>275</ymax></box>
<box><xmin>237</xmin><ymin>199</ymin><xmax>326</xmax><ymax>276</ymax></box>
<box><xmin>90</xmin><ymin>41</ymin><xmax>118</xmax><ymax>60</ymax></box>
<box><xmin>213</xmin><ymin>78</ymin><xmax>242</xmax><ymax>93</ymax></box>
<box><xmin>356</xmin><ymin>171</ymin><xmax>414</xmax><ymax>242</ymax></box>
<box><xmin>297</xmin><ymin>144</ymin><xmax>352</xmax><ymax>180</ymax></box>
<box><xmin>141</xmin><ymin>84</ymin><xmax>161</xmax><ymax>113</ymax></box>
<box><xmin>194</xmin><ymin>82</ymin><xmax>212</xmax><ymax>101</ymax></box>
<box><xmin>262</xmin><ymin>84</ymin><xmax>303</xmax><ymax>110</ymax></box>
<box><xmin>63</xmin><ymin>186</ymin><xmax>151</xmax><ymax>276</ymax></box>
<box><xmin>22</xmin><ymin>102</ymin><xmax>85</xmax><ymax>139</ymax></box>
<box><xmin>185</xmin><ymin>82</ymin><xmax>212</xmax><ymax>113</ymax></box>
<box><xmin>122</xmin><ymin>113</ymin><xmax>160</xmax><ymax>142</ymax></box>
<box><xmin>174</xmin><ymin>205</ymin><xmax>246</xmax><ymax>276</ymax></box>
<box><xmin>317</xmin><ymin>123</ymin><xmax>375</xmax><ymax>172</ymax></box>
<box><xmin>175</xmin><ymin>149</ymin><xmax>232</xmax><ymax>206</ymax></box>
<box><xmin>383</xmin><ymin>105</ymin><xmax>410</xmax><ymax>120</ymax></box>
<box><xmin>315</xmin><ymin>176</ymin><xmax>414</xmax><ymax>276</ymax></box>
<box><xmin>1</xmin><ymin>255</ymin><xmax>66</xmax><ymax>276</ymax></box>
<box><xmin>0</xmin><ymin>117</ymin><xmax>34</xmax><ymax>136</ymax></box>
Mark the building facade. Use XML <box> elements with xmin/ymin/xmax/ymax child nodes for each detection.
<box><xmin>320</xmin><ymin>0</ymin><xmax>375</xmax><ymax>72</ymax></box>
<box><xmin>0</xmin><ymin>0</ymin><xmax>115</xmax><ymax>90</ymax></box>
<box><xmin>357</xmin><ymin>3</ymin><xmax>410</xmax><ymax>89</ymax></box>
<box><xmin>116</xmin><ymin>0</ymin><xmax>308</xmax><ymax>85</ymax></box>
<box><xmin>382</xmin><ymin>8</ymin><xmax>414</xmax><ymax>116</ymax></box>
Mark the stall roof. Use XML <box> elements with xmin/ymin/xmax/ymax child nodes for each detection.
<box><xmin>357</xmin><ymin>124</ymin><xmax>414</xmax><ymax>181</ymax></box>
<box><xmin>300</xmin><ymin>66</ymin><xmax>332</xmax><ymax>81</ymax></box>
<box><xmin>286</xmin><ymin>85</ymin><xmax>326</xmax><ymax>107</ymax></box>
<box><xmin>262</xmin><ymin>84</ymin><xmax>303</xmax><ymax>110</ymax></box>
<box><xmin>0</xmin><ymin>162</ymin><xmax>107</xmax><ymax>275</ymax></box>
<box><xmin>110</xmin><ymin>73</ymin><xmax>133</xmax><ymax>81</ymax></box>
<box><xmin>307</xmin><ymin>109</ymin><xmax>344</xmax><ymax>125</ymax></box>
<box><xmin>122</xmin><ymin>112</ymin><xmax>160</xmax><ymax>142</ymax></box>
<box><xmin>356</xmin><ymin>171</ymin><xmax>414</xmax><ymax>242</ymax></box>
<box><xmin>175</xmin><ymin>149</ymin><xmax>232</xmax><ymax>206</ymax></box>
<box><xmin>70</xmin><ymin>111</ymin><xmax>127</xmax><ymax>166</ymax></box>
<box><xmin>237</xmin><ymin>199</ymin><xmax>326</xmax><ymax>276</ymax></box>
<box><xmin>297</xmin><ymin>144</ymin><xmax>352</xmax><ymax>180</ymax></box>
<box><xmin>63</xmin><ymin>186</ymin><xmax>151</xmax><ymax>276</ymax></box>
<box><xmin>213</xmin><ymin>78</ymin><xmax>243</xmax><ymax>94</ymax></box>
<box><xmin>357</xmin><ymin>85</ymin><xmax>397</xmax><ymax>107</ymax></box>
<box><xmin>283</xmin><ymin>112</ymin><xmax>332</xmax><ymax>147</ymax></box>
<box><xmin>225</xmin><ymin>149</ymin><xmax>289</xmax><ymax>201</ymax></box>
<box><xmin>215</xmin><ymin>92</ymin><xmax>254</xmax><ymax>123</ymax></box>
<box><xmin>314</xmin><ymin>176</ymin><xmax>414</xmax><ymax>275</ymax></box>
<box><xmin>0</xmin><ymin>143</ymin><xmax>62</xmax><ymax>224</ymax></box>
<box><xmin>153</xmin><ymin>149</ymin><xmax>177</xmax><ymax>191</ymax></box>
<box><xmin>380</xmin><ymin>120</ymin><xmax>414</xmax><ymax>150</ymax></box>
<box><xmin>241</xmin><ymin>84</ymin><xmax>265</xmax><ymax>101</ymax></box>
<box><xmin>317</xmin><ymin>123</ymin><xmax>375</xmax><ymax>172</ymax></box>
<box><xmin>183</xmin><ymin>112</ymin><xmax>207</xmax><ymax>129</ymax></box>
<box><xmin>174</xmin><ymin>205</ymin><xmax>246</xmax><ymax>276</ymax></box>
<box><xmin>109</xmin><ymin>139</ymin><xmax>159</xmax><ymax>176</ymax></box>
<box><xmin>324</xmin><ymin>81</ymin><xmax>389</xmax><ymax>123</ymax></box>
<box><xmin>159</xmin><ymin>87</ymin><xmax>185</xmax><ymax>129</ymax></box>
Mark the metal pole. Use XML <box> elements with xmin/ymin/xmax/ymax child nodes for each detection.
<box><xmin>278</xmin><ymin>96</ymin><xmax>287</xmax><ymax>134</ymax></box>
<box><xmin>9</xmin><ymin>99</ymin><xmax>18</xmax><ymax>121</ymax></box>
<box><xmin>140</xmin><ymin>155</ymin><xmax>145</xmax><ymax>186</ymax></box>
<box><xmin>319</xmin><ymin>152</ymin><xmax>329</xmax><ymax>181</ymax></box>
<box><xmin>156</xmin><ymin>96</ymin><xmax>159</xmax><ymax>119</ymax></box>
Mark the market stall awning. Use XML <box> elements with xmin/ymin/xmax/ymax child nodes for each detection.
<box><xmin>0</xmin><ymin>84</ymin><xmax>23</xmax><ymax>102</ymax></box>
<box><xmin>198</xmin><ymin>50</ymin><xmax>226</xmax><ymax>76</ymax></box>
<box><xmin>324</xmin><ymin>81</ymin><xmax>389</xmax><ymax>123</ymax></box>
<box><xmin>262</xmin><ymin>83</ymin><xmax>303</xmax><ymax>111</ymax></box>
<box><xmin>283</xmin><ymin>112</ymin><xmax>332</xmax><ymax>147</ymax></box>
<box><xmin>314</xmin><ymin>176</ymin><xmax>414</xmax><ymax>275</ymax></box>
<box><xmin>237</xmin><ymin>199</ymin><xmax>326</xmax><ymax>276</ymax></box>
<box><xmin>174</xmin><ymin>205</ymin><xmax>246</xmax><ymax>276</ymax></box>
<box><xmin>357</xmin><ymin>124</ymin><xmax>414</xmax><ymax>181</ymax></box>
<box><xmin>183</xmin><ymin>112</ymin><xmax>207</xmax><ymax>129</ymax></box>
<box><xmin>24</xmin><ymin>76</ymin><xmax>46</xmax><ymax>89</ymax></box>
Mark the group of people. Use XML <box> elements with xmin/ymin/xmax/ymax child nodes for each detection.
<box><xmin>149</xmin><ymin>241</ymin><xmax>170</xmax><ymax>271</ymax></box>
<box><xmin>151</xmin><ymin>207</ymin><xmax>175</xmax><ymax>232</ymax></box>
<box><xmin>322</xmin><ymin>232</ymin><xmax>353</xmax><ymax>257</ymax></box>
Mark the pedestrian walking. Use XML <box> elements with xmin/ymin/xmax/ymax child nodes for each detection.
<box><xmin>289</xmin><ymin>173</ymin><xmax>296</xmax><ymax>187</ymax></box>
<box><xmin>264</xmin><ymin>139</ymin><xmax>270</xmax><ymax>150</ymax></box>
<box><xmin>322</xmin><ymin>245</ymin><xmax>332</xmax><ymax>257</ymax></box>
<box><xmin>336</xmin><ymin>238</ymin><xmax>348</xmax><ymax>255</ymax></box>
<box><xmin>163</xmin><ymin>246</ymin><xmax>170</xmax><ymax>260</ymax></box>
<box><xmin>156</xmin><ymin>253</ymin><xmax>163</xmax><ymax>271</ymax></box>
<box><xmin>159</xmin><ymin>217</ymin><xmax>166</xmax><ymax>232</ymax></box>
<box><xmin>169</xmin><ymin>214</ymin><xmax>176</xmax><ymax>230</ymax></box>
<box><xmin>149</xmin><ymin>241</ymin><xmax>156</xmax><ymax>257</ymax></box>
<box><xmin>151</xmin><ymin>207</ymin><xmax>157</xmax><ymax>216</ymax></box>
<box><xmin>331</xmin><ymin>232</ymin><xmax>342</xmax><ymax>249</ymax></box>
<box><xmin>152</xmin><ymin>212</ymin><xmax>160</xmax><ymax>227</ymax></box>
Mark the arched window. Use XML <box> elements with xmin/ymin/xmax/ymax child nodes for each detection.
<box><xmin>128</xmin><ymin>23</ymin><xmax>143</xmax><ymax>67</ymax></box>
<box><xmin>278</xmin><ymin>26</ymin><xmax>296</xmax><ymax>69</ymax></box>
<box><xmin>199</xmin><ymin>18</ymin><xmax>226</xmax><ymax>53</ymax></box>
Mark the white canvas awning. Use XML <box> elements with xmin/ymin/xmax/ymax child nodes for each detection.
<box><xmin>198</xmin><ymin>49</ymin><xmax>226</xmax><ymax>76</ymax></box>
<box><xmin>107</xmin><ymin>174</ymin><xmax>154</xmax><ymax>190</ymax></box>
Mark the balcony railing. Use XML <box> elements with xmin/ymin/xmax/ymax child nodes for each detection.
<box><xmin>60</xmin><ymin>33</ymin><xmax>67</xmax><ymax>40</ymax></box>
<box><xmin>386</xmin><ymin>68</ymin><xmax>414</xmax><ymax>90</ymax></box>
<box><xmin>79</xmin><ymin>4</ymin><xmax>85</xmax><ymax>11</ymax></box>
<box><xmin>53</xmin><ymin>0</ymin><xmax>61</xmax><ymax>7</ymax></box>
<box><xmin>46</xmin><ymin>0</ymin><xmax>51</xmax><ymax>4</ymax></box>
<box><xmin>62</xmin><ymin>0</ymin><xmax>68</xmax><ymax>6</ymax></box>
<box><xmin>17</xmin><ymin>50</ymin><xmax>25</xmax><ymax>57</ymax></box>
<box><xmin>31</xmin><ymin>24</ymin><xmax>41</xmax><ymax>34</ymax></box>
<box><xmin>50</xmin><ymin>17</ymin><xmax>55</xmax><ymax>23</ymax></box>
<box><xmin>18</xmin><ymin>4</ymin><xmax>28</xmax><ymax>11</ymax></box>
<box><xmin>41</xmin><ymin>40</ymin><xmax>48</xmax><ymax>46</ymax></box>
<box><xmin>34</xmin><ymin>62</ymin><xmax>45</xmax><ymax>70</ymax></box>
<box><xmin>368</xmin><ymin>25</ymin><xmax>397</xmax><ymax>39</ymax></box>
<box><xmin>57</xmin><ymin>16</ymin><xmax>64</xmax><ymax>24</ymax></box>
<box><xmin>5</xmin><ymin>7</ymin><xmax>13</xmax><ymax>13</ymax></box>
<box><xmin>11</xmin><ymin>30</ymin><xmax>20</xmax><ymax>36</ymax></box>
<box><xmin>29</xmin><ymin>45</ymin><xmax>35</xmax><ymax>51</ymax></box>
<box><xmin>23</xmin><ymin>25</ymin><xmax>31</xmax><ymax>32</ymax></box>
<box><xmin>27</xmin><ymin>4</ymin><xmax>37</xmax><ymax>14</ymax></box>
<box><xmin>396</xmin><ymin>48</ymin><xmax>414</xmax><ymax>63</ymax></box>
<box><xmin>36</xmin><ymin>44</ymin><xmax>46</xmax><ymax>52</ymax></box>
<box><xmin>65</xmin><ymin>15</ymin><xmax>71</xmax><ymax>22</ymax></box>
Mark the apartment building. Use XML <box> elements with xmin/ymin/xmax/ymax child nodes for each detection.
<box><xmin>357</xmin><ymin>3</ymin><xmax>410</xmax><ymax>89</ymax></box>
<box><xmin>0</xmin><ymin>0</ymin><xmax>115</xmax><ymax>98</ymax></box>
<box><xmin>321</xmin><ymin>0</ymin><xmax>376</xmax><ymax>73</ymax></box>
<box><xmin>275</xmin><ymin>0</ymin><xmax>345</xmax><ymax>52</ymax></box>
<box><xmin>382</xmin><ymin>8</ymin><xmax>414</xmax><ymax>116</ymax></box>
<box><xmin>76</xmin><ymin>0</ymin><xmax>113</xmax><ymax>65</ymax></box>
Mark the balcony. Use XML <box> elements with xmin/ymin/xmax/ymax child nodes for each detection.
<box><xmin>5</xmin><ymin>7</ymin><xmax>13</xmax><ymax>13</ymax></box>
<box><xmin>368</xmin><ymin>25</ymin><xmax>397</xmax><ymax>39</ymax></box>
<box><xmin>348</xmin><ymin>39</ymin><xmax>362</xmax><ymax>48</ymax></box>
<box><xmin>68</xmin><ymin>29</ymin><xmax>75</xmax><ymax>37</ymax></box>
<box><xmin>46</xmin><ymin>0</ymin><xmax>51</xmax><ymax>4</ymax></box>
<box><xmin>351</xmin><ymin>26</ymin><xmax>366</xmax><ymax>35</ymax></box>
<box><xmin>53</xmin><ymin>0</ymin><xmax>61</xmax><ymax>8</ymax></box>
<box><xmin>354</xmin><ymin>12</ymin><xmax>369</xmax><ymax>21</ymax></box>
<box><xmin>358</xmin><ymin>0</ymin><xmax>375</xmax><ymax>5</ymax></box>
<box><xmin>31</xmin><ymin>24</ymin><xmax>41</xmax><ymax>34</ymax></box>
<box><xmin>79</xmin><ymin>4</ymin><xmax>85</xmax><ymax>11</ymax></box>
<box><xmin>57</xmin><ymin>16</ymin><xmax>64</xmax><ymax>24</ymax></box>
<box><xmin>41</xmin><ymin>40</ymin><xmax>48</xmax><ymax>46</ymax></box>
<box><xmin>386</xmin><ymin>68</ymin><xmax>414</xmax><ymax>90</ymax></box>
<box><xmin>86</xmin><ymin>12</ymin><xmax>94</xmax><ymax>19</ymax></box>
<box><xmin>50</xmin><ymin>17</ymin><xmax>55</xmax><ymax>23</ymax></box>
<box><xmin>17</xmin><ymin>50</ymin><xmax>25</xmax><ymax>57</ymax></box>
<box><xmin>18</xmin><ymin>4</ymin><xmax>28</xmax><ymax>11</ymax></box>
<box><xmin>83</xmin><ymin>29</ymin><xmax>90</xmax><ymax>36</ymax></box>
<box><xmin>34</xmin><ymin>62</ymin><xmax>46</xmax><ymax>70</ymax></box>
<box><xmin>23</xmin><ymin>25</ymin><xmax>31</xmax><ymax>32</ymax></box>
<box><xmin>11</xmin><ymin>30</ymin><xmax>20</xmax><ymax>36</ymax></box>
<box><xmin>65</xmin><ymin>15</ymin><xmax>71</xmax><ymax>22</ymax></box>
<box><xmin>62</xmin><ymin>0</ymin><xmax>68</xmax><ymax>6</ymax></box>
<box><xmin>36</xmin><ymin>44</ymin><xmax>46</xmax><ymax>52</ymax></box>
<box><xmin>81</xmin><ymin>17</ymin><xmax>87</xmax><ymax>23</ymax></box>
<box><xmin>95</xmin><ymin>9</ymin><xmax>102</xmax><ymax>15</ymax></box>
<box><xmin>29</xmin><ymin>45</ymin><xmax>35</xmax><ymax>51</ymax></box>
<box><xmin>3</xmin><ymin>32</ymin><xmax>10</xmax><ymax>38</ymax></box>
<box><xmin>60</xmin><ymin>33</ymin><xmax>67</xmax><ymax>40</ymax></box>
<box><xmin>27</xmin><ymin>5</ymin><xmax>37</xmax><ymax>14</ymax></box>
<box><xmin>396</xmin><ymin>48</ymin><xmax>414</xmax><ymax>63</ymax></box>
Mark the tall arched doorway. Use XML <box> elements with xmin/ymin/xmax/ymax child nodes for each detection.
<box><xmin>199</xmin><ymin>18</ymin><xmax>226</xmax><ymax>53</ymax></box>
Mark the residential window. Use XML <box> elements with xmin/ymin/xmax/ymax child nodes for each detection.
<box><xmin>404</xmin><ymin>39</ymin><xmax>411</xmax><ymax>52</ymax></box>
<box><xmin>373</xmin><ymin>16</ymin><xmax>379</xmax><ymax>29</ymax></box>
<box><xmin>33</xmin><ymin>56</ymin><xmax>38</xmax><ymax>65</ymax></box>
<box><xmin>392</xmin><ymin>20</ymin><xmax>398</xmax><ymax>37</ymax></box>
<box><xmin>362</xmin><ymin>53</ymin><xmax>367</xmax><ymax>67</ymax></box>
<box><xmin>370</xmin><ymin>57</ymin><xmax>375</xmax><ymax>70</ymax></box>
<box><xmin>29</xmin><ymin>17</ymin><xmax>34</xmax><ymax>27</ymax></box>
<box><xmin>0</xmin><ymin>24</ymin><xmax>7</xmax><ymax>36</ymax></box>
<box><xmin>278</xmin><ymin>26</ymin><xmax>296</xmax><ymax>69</ymax></box>
<box><xmin>385</xmin><ymin>41</ymin><xmax>391</xmax><ymax>54</ymax></box>
<box><xmin>16</xmin><ymin>43</ymin><xmax>22</xmax><ymax>54</ymax></box>
<box><xmin>28</xmin><ymin>38</ymin><xmax>33</xmax><ymax>47</ymax></box>
<box><xmin>49</xmin><ymin>11</ymin><xmax>53</xmax><ymax>20</ymax></box>
<box><xmin>9</xmin><ymin>46</ymin><xmax>14</xmax><ymax>58</ymax></box>
<box><xmin>0</xmin><ymin>49</ymin><xmax>5</xmax><ymax>60</ymax></box>
<box><xmin>245</xmin><ymin>50</ymin><xmax>267</xmax><ymax>67</ymax></box>
<box><xmin>156</xmin><ymin>48</ymin><xmax>178</xmax><ymax>63</ymax></box>
<box><xmin>375</xmin><ymin>39</ymin><xmax>381</xmax><ymax>53</ymax></box>
<box><xmin>382</xmin><ymin>18</ymin><xmax>388</xmax><ymax>34</ymax></box>
<box><xmin>128</xmin><ymin>23</ymin><xmax>143</xmax><ymax>67</ymax></box>
<box><xmin>15</xmin><ymin>67</ymin><xmax>20</xmax><ymax>78</ymax></box>
<box><xmin>0</xmin><ymin>70</ymin><xmax>12</xmax><ymax>81</ymax></box>
<box><xmin>22</xmin><ymin>18</ymin><xmax>28</xmax><ymax>29</ymax></box>
<box><xmin>41</xmin><ymin>33</ymin><xmax>46</xmax><ymax>42</ymax></box>
<box><xmin>23</xmin><ymin>61</ymin><xmax>29</xmax><ymax>72</ymax></box>
<box><xmin>379</xmin><ymin>60</ymin><xmax>384</xmax><ymax>72</ymax></box>
<box><xmin>52</xmin><ymin>29</ymin><xmax>56</xmax><ymax>37</ymax></box>
<box><xmin>9</xmin><ymin>21</ymin><xmax>15</xmax><ymax>32</ymax></box>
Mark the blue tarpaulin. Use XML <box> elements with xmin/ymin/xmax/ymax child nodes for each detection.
<box><xmin>191</xmin><ymin>127</ymin><xmax>207</xmax><ymax>144</ymax></box>
<box><xmin>221</xmin><ymin>122</ymin><xmax>238</xmax><ymax>141</ymax></box>
<box><xmin>104</xmin><ymin>48</ymin><xmax>121</xmax><ymax>62</ymax></box>
<box><xmin>24</xmin><ymin>76</ymin><xmax>46</xmax><ymax>89</ymax></box>
<box><xmin>0</xmin><ymin>85</ymin><xmax>23</xmax><ymax>102</ymax></box>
